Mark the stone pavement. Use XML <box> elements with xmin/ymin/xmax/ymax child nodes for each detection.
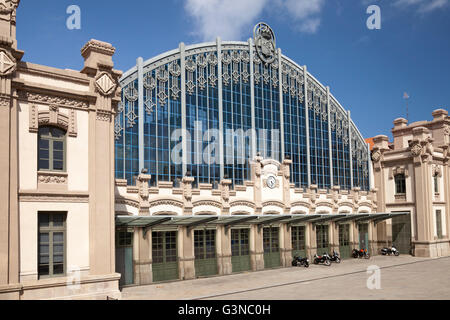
<box><xmin>121</xmin><ymin>255</ymin><xmax>450</xmax><ymax>300</ymax></box>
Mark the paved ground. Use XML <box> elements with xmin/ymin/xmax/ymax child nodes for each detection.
<box><xmin>121</xmin><ymin>255</ymin><xmax>450</xmax><ymax>300</ymax></box>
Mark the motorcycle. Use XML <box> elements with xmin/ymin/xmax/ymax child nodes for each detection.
<box><xmin>352</xmin><ymin>248</ymin><xmax>370</xmax><ymax>259</ymax></box>
<box><xmin>291</xmin><ymin>255</ymin><xmax>310</xmax><ymax>268</ymax></box>
<box><xmin>313</xmin><ymin>253</ymin><xmax>331</xmax><ymax>266</ymax></box>
<box><xmin>381</xmin><ymin>246</ymin><xmax>400</xmax><ymax>256</ymax></box>
<box><xmin>329</xmin><ymin>251</ymin><xmax>341</xmax><ymax>263</ymax></box>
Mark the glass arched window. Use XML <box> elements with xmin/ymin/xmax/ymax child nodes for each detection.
<box><xmin>394</xmin><ymin>174</ymin><xmax>406</xmax><ymax>195</ymax></box>
<box><xmin>38</xmin><ymin>126</ymin><xmax>67</xmax><ymax>172</ymax></box>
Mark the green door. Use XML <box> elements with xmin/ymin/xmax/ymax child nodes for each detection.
<box><xmin>359</xmin><ymin>223</ymin><xmax>369</xmax><ymax>250</ymax></box>
<box><xmin>263</xmin><ymin>227</ymin><xmax>281</xmax><ymax>269</ymax></box>
<box><xmin>195</xmin><ymin>229</ymin><xmax>218</xmax><ymax>277</ymax></box>
<box><xmin>115</xmin><ymin>229</ymin><xmax>134</xmax><ymax>286</ymax></box>
<box><xmin>316</xmin><ymin>225</ymin><xmax>330</xmax><ymax>254</ymax></box>
<box><xmin>152</xmin><ymin>231</ymin><xmax>179</xmax><ymax>282</ymax></box>
<box><xmin>339</xmin><ymin>224</ymin><xmax>351</xmax><ymax>259</ymax></box>
<box><xmin>231</xmin><ymin>229</ymin><xmax>251</xmax><ymax>273</ymax></box>
<box><xmin>291</xmin><ymin>226</ymin><xmax>306</xmax><ymax>258</ymax></box>
<box><xmin>392</xmin><ymin>214</ymin><xmax>412</xmax><ymax>255</ymax></box>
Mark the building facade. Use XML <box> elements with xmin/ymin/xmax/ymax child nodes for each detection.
<box><xmin>0</xmin><ymin>2</ymin><xmax>449</xmax><ymax>300</ymax></box>
<box><xmin>0</xmin><ymin>1</ymin><xmax>122</xmax><ymax>299</ymax></box>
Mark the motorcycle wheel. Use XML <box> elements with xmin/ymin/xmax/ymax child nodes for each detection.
<box><xmin>304</xmin><ymin>263</ymin><xmax>309</xmax><ymax>268</ymax></box>
<box><xmin>324</xmin><ymin>259</ymin><xmax>331</xmax><ymax>266</ymax></box>
<box><xmin>314</xmin><ymin>259</ymin><xmax>319</xmax><ymax>265</ymax></box>
<box><xmin>336</xmin><ymin>258</ymin><xmax>341</xmax><ymax>264</ymax></box>
<box><xmin>292</xmin><ymin>261</ymin><xmax>297</xmax><ymax>267</ymax></box>
<box><xmin>395</xmin><ymin>252</ymin><xmax>400</xmax><ymax>257</ymax></box>
<box><xmin>365</xmin><ymin>254</ymin><xmax>371</xmax><ymax>259</ymax></box>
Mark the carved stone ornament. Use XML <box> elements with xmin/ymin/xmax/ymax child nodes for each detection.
<box><xmin>0</xmin><ymin>0</ymin><xmax>20</xmax><ymax>14</ymax></box>
<box><xmin>0</xmin><ymin>49</ymin><xmax>16</xmax><ymax>76</ymax></box>
<box><xmin>371</xmin><ymin>150</ymin><xmax>381</xmax><ymax>163</ymax></box>
<box><xmin>254</xmin><ymin>22</ymin><xmax>277</xmax><ymax>65</ymax></box>
<box><xmin>95</xmin><ymin>72</ymin><xmax>117</xmax><ymax>96</ymax></box>
<box><xmin>411</xmin><ymin>143</ymin><xmax>423</xmax><ymax>157</ymax></box>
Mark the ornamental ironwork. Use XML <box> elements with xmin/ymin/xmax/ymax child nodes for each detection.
<box><xmin>254</xmin><ymin>22</ymin><xmax>277</xmax><ymax>65</ymax></box>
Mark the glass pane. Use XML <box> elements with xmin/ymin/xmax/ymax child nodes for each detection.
<box><xmin>39</xmin><ymin>233</ymin><xmax>49</xmax><ymax>243</ymax></box>
<box><xmin>39</xmin><ymin>265</ymin><xmax>49</xmax><ymax>276</ymax></box>
<box><xmin>52</xmin><ymin>215</ymin><xmax>64</xmax><ymax>227</ymax></box>
<box><xmin>39</xmin><ymin>215</ymin><xmax>49</xmax><ymax>228</ymax></box>
<box><xmin>39</xmin><ymin>255</ymin><xmax>49</xmax><ymax>264</ymax></box>
<box><xmin>53</xmin><ymin>160</ymin><xmax>64</xmax><ymax>171</ymax></box>
<box><xmin>51</xmin><ymin>128</ymin><xmax>66</xmax><ymax>138</ymax></box>
<box><xmin>53</xmin><ymin>254</ymin><xmax>64</xmax><ymax>263</ymax></box>
<box><xmin>53</xmin><ymin>141</ymin><xmax>64</xmax><ymax>151</ymax></box>
<box><xmin>53</xmin><ymin>150</ymin><xmax>63</xmax><ymax>161</ymax></box>
<box><xmin>39</xmin><ymin>127</ymin><xmax>50</xmax><ymax>136</ymax></box>
<box><xmin>39</xmin><ymin>149</ymin><xmax>49</xmax><ymax>159</ymax></box>
<box><xmin>53</xmin><ymin>264</ymin><xmax>64</xmax><ymax>275</ymax></box>
<box><xmin>39</xmin><ymin>244</ymin><xmax>49</xmax><ymax>254</ymax></box>
<box><xmin>39</xmin><ymin>159</ymin><xmax>49</xmax><ymax>170</ymax></box>
<box><xmin>39</xmin><ymin>138</ymin><xmax>49</xmax><ymax>149</ymax></box>
<box><xmin>54</xmin><ymin>244</ymin><xmax>64</xmax><ymax>254</ymax></box>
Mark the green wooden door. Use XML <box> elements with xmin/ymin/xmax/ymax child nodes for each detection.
<box><xmin>152</xmin><ymin>231</ymin><xmax>179</xmax><ymax>282</ymax></box>
<box><xmin>392</xmin><ymin>214</ymin><xmax>412</xmax><ymax>254</ymax></box>
<box><xmin>115</xmin><ymin>230</ymin><xmax>134</xmax><ymax>286</ymax></box>
<box><xmin>195</xmin><ymin>229</ymin><xmax>218</xmax><ymax>277</ymax></box>
<box><xmin>359</xmin><ymin>223</ymin><xmax>369</xmax><ymax>250</ymax></box>
<box><xmin>339</xmin><ymin>224</ymin><xmax>351</xmax><ymax>259</ymax></box>
<box><xmin>263</xmin><ymin>227</ymin><xmax>281</xmax><ymax>269</ymax></box>
<box><xmin>231</xmin><ymin>229</ymin><xmax>251</xmax><ymax>273</ymax></box>
<box><xmin>291</xmin><ymin>226</ymin><xmax>306</xmax><ymax>258</ymax></box>
<box><xmin>316</xmin><ymin>225</ymin><xmax>330</xmax><ymax>254</ymax></box>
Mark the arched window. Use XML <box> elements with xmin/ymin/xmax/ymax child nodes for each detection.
<box><xmin>38</xmin><ymin>126</ymin><xmax>67</xmax><ymax>172</ymax></box>
<box><xmin>394</xmin><ymin>174</ymin><xmax>406</xmax><ymax>195</ymax></box>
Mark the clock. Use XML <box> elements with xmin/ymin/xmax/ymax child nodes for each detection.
<box><xmin>267</xmin><ymin>176</ymin><xmax>277</xmax><ymax>189</ymax></box>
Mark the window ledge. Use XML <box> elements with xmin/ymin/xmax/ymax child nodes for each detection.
<box><xmin>394</xmin><ymin>194</ymin><xmax>406</xmax><ymax>202</ymax></box>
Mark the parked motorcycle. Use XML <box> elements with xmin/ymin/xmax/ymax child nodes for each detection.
<box><xmin>292</xmin><ymin>255</ymin><xmax>310</xmax><ymax>268</ymax></box>
<box><xmin>381</xmin><ymin>246</ymin><xmax>400</xmax><ymax>256</ymax></box>
<box><xmin>352</xmin><ymin>248</ymin><xmax>370</xmax><ymax>259</ymax></box>
<box><xmin>313</xmin><ymin>253</ymin><xmax>331</xmax><ymax>266</ymax></box>
<box><xmin>329</xmin><ymin>251</ymin><xmax>341</xmax><ymax>263</ymax></box>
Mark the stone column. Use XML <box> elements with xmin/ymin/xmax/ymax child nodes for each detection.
<box><xmin>330</xmin><ymin>222</ymin><xmax>339</xmax><ymax>253</ymax></box>
<box><xmin>178</xmin><ymin>227</ymin><xmax>195</xmax><ymax>280</ymax></box>
<box><xmin>281</xmin><ymin>224</ymin><xmax>292</xmax><ymax>267</ymax></box>
<box><xmin>282</xmin><ymin>159</ymin><xmax>292</xmax><ymax>214</ymax></box>
<box><xmin>310</xmin><ymin>223</ymin><xmax>317</xmax><ymax>256</ymax></box>
<box><xmin>410</xmin><ymin>127</ymin><xmax>435</xmax><ymax>257</ymax></box>
<box><xmin>217</xmin><ymin>226</ymin><xmax>232</xmax><ymax>275</ymax></box>
<box><xmin>305</xmin><ymin>223</ymin><xmax>313</xmax><ymax>260</ymax></box>
<box><xmin>0</xmin><ymin>1</ymin><xmax>22</xmax><ymax>294</ymax></box>
<box><xmin>250</xmin><ymin>225</ymin><xmax>264</xmax><ymax>271</ymax></box>
<box><xmin>81</xmin><ymin>39</ymin><xmax>122</xmax><ymax>276</ymax></box>
<box><xmin>133</xmin><ymin>229</ymin><xmax>152</xmax><ymax>285</ymax></box>
<box><xmin>251</xmin><ymin>155</ymin><xmax>263</xmax><ymax>214</ymax></box>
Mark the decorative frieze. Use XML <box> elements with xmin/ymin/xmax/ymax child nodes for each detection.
<box><xmin>21</xmin><ymin>91</ymin><xmax>89</xmax><ymax>109</ymax></box>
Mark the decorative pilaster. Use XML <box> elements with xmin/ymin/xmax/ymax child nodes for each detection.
<box><xmin>251</xmin><ymin>155</ymin><xmax>263</xmax><ymax>213</ymax></box>
<box><xmin>220</xmin><ymin>179</ymin><xmax>232</xmax><ymax>215</ymax></box>
<box><xmin>282</xmin><ymin>159</ymin><xmax>292</xmax><ymax>213</ymax></box>
<box><xmin>0</xmin><ymin>0</ymin><xmax>22</xmax><ymax>290</ymax></box>
<box><xmin>137</xmin><ymin>172</ymin><xmax>151</xmax><ymax>215</ymax></box>
<box><xmin>182</xmin><ymin>176</ymin><xmax>194</xmax><ymax>214</ymax></box>
<box><xmin>81</xmin><ymin>39</ymin><xmax>122</xmax><ymax>276</ymax></box>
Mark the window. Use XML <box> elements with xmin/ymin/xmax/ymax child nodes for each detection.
<box><xmin>394</xmin><ymin>174</ymin><xmax>406</xmax><ymax>194</ymax></box>
<box><xmin>38</xmin><ymin>126</ymin><xmax>66</xmax><ymax>172</ymax></box>
<box><xmin>38</xmin><ymin>213</ymin><xmax>66</xmax><ymax>279</ymax></box>
<box><xmin>436</xmin><ymin>210</ymin><xmax>443</xmax><ymax>239</ymax></box>
<box><xmin>434</xmin><ymin>175</ymin><xmax>439</xmax><ymax>194</ymax></box>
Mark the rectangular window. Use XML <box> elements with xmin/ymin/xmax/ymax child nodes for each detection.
<box><xmin>436</xmin><ymin>210</ymin><xmax>443</xmax><ymax>239</ymax></box>
<box><xmin>434</xmin><ymin>176</ymin><xmax>439</xmax><ymax>194</ymax></box>
<box><xmin>38</xmin><ymin>213</ymin><xmax>66</xmax><ymax>279</ymax></box>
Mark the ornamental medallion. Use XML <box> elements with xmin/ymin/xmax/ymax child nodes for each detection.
<box><xmin>254</xmin><ymin>22</ymin><xmax>277</xmax><ymax>65</ymax></box>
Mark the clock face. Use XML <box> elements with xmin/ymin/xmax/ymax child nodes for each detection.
<box><xmin>267</xmin><ymin>176</ymin><xmax>277</xmax><ymax>189</ymax></box>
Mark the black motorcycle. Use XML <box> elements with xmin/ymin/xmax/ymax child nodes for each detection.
<box><xmin>381</xmin><ymin>246</ymin><xmax>400</xmax><ymax>256</ymax></box>
<box><xmin>313</xmin><ymin>253</ymin><xmax>331</xmax><ymax>266</ymax></box>
<box><xmin>329</xmin><ymin>251</ymin><xmax>341</xmax><ymax>263</ymax></box>
<box><xmin>292</xmin><ymin>255</ymin><xmax>310</xmax><ymax>268</ymax></box>
<box><xmin>352</xmin><ymin>248</ymin><xmax>370</xmax><ymax>259</ymax></box>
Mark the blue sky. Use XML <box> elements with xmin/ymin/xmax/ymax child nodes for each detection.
<box><xmin>16</xmin><ymin>0</ymin><xmax>450</xmax><ymax>140</ymax></box>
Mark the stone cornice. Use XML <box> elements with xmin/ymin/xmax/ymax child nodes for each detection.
<box><xmin>229</xmin><ymin>200</ymin><xmax>256</xmax><ymax>209</ymax></box>
<box><xmin>17</xmin><ymin>87</ymin><xmax>91</xmax><ymax>110</ymax></box>
<box><xmin>19</xmin><ymin>190</ymin><xmax>89</xmax><ymax>203</ymax></box>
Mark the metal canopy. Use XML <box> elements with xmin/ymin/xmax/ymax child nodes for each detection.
<box><xmin>186</xmin><ymin>216</ymin><xmax>219</xmax><ymax>232</ymax></box>
<box><xmin>285</xmin><ymin>214</ymin><xmax>323</xmax><ymax>225</ymax></box>
<box><xmin>335</xmin><ymin>214</ymin><xmax>370</xmax><ymax>224</ymax></box>
<box><xmin>311</xmin><ymin>214</ymin><xmax>347</xmax><ymax>225</ymax></box>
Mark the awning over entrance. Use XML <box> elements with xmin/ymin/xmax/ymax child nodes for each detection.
<box><xmin>115</xmin><ymin>212</ymin><xmax>410</xmax><ymax>233</ymax></box>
